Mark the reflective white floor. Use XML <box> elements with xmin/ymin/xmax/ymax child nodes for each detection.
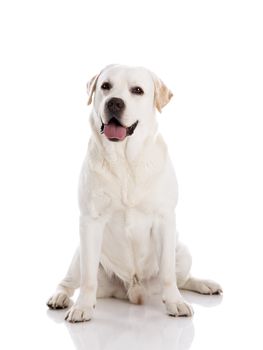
<box><xmin>30</xmin><ymin>287</ymin><xmax>261</xmax><ymax>350</ymax></box>
<box><xmin>2</xmin><ymin>279</ymin><xmax>262</xmax><ymax>350</ymax></box>
<box><xmin>47</xmin><ymin>292</ymin><xmax>198</xmax><ymax>350</ymax></box>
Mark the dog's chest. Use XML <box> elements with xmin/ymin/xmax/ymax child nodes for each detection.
<box><xmin>101</xmin><ymin>207</ymin><xmax>160</xmax><ymax>282</ymax></box>
<box><xmin>106</xmin><ymin>157</ymin><xmax>164</xmax><ymax>210</ymax></box>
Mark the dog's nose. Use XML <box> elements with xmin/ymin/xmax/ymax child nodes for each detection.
<box><xmin>106</xmin><ymin>97</ymin><xmax>125</xmax><ymax>116</ymax></box>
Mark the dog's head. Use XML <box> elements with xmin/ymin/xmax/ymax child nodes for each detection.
<box><xmin>87</xmin><ymin>65</ymin><xmax>173</xmax><ymax>142</ymax></box>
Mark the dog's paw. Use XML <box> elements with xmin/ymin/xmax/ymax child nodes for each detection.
<box><xmin>65</xmin><ymin>304</ymin><xmax>94</xmax><ymax>323</ymax></box>
<box><xmin>165</xmin><ymin>300</ymin><xmax>194</xmax><ymax>317</ymax></box>
<box><xmin>47</xmin><ymin>293</ymin><xmax>70</xmax><ymax>310</ymax></box>
<box><xmin>195</xmin><ymin>280</ymin><xmax>223</xmax><ymax>295</ymax></box>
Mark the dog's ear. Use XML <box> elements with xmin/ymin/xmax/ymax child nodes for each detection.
<box><xmin>87</xmin><ymin>74</ymin><xmax>99</xmax><ymax>105</ymax></box>
<box><xmin>152</xmin><ymin>73</ymin><xmax>173</xmax><ymax>113</ymax></box>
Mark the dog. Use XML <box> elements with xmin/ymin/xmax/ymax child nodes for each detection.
<box><xmin>47</xmin><ymin>64</ymin><xmax>222</xmax><ymax>322</ymax></box>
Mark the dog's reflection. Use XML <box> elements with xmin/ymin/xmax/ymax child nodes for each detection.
<box><xmin>47</xmin><ymin>293</ymin><xmax>222</xmax><ymax>350</ymax></box>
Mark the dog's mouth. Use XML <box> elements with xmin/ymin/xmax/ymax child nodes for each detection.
<box><xmin>100</xmin><ymin>117</ymin><xmax>139</xmax><ymax>142</ymax></box>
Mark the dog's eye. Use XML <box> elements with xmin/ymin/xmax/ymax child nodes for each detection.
<box><xmin>101</xmin><ymin>82</ymin><xmax>112</xmax><ymax>90</ymax></box>
<box><xmin>131</xmin><ymin>86</ymin><xmax>144</xmax><ymax>95</ymax></box>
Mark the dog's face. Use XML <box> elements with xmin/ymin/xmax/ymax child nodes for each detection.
<box><xmin>87</xmin><ymin>65</ymin><xmax>173</xmax><ymax>142</ymax></box>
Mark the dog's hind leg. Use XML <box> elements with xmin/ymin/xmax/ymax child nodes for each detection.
<box><xmin>47</xmin><ymin>247</ymin><xmax>80</xmax><ymax>309</ymax></box>
<box><xmin>176</xmin><ymin>242</ymin><xmax>223</xmax><ymax>295</ymax></box>
<box><xmin>181</xmin><ymin>277</ymin><xmax>223</xmax><ymax>295</ymax></box>
<box><xmin>97</xmin><ymin>266</ymin><xmax>128</xmax><ymax>300</ymax></box>
<box><xmin>175</xmin><ymin>242</ymin><xmax>193</xmax><ymax>288</ymax></box>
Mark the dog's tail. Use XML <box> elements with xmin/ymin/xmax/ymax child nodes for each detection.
<box><xmin>127</xmin><ymin>274</ymin><xmax>146</xmax><ymax>305</ymax></box>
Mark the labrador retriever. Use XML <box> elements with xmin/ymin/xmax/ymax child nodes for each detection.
<box><xmin>47</xmin><ymin>64</ymin><xmax>222</xmax><ymax>322</ymax></box>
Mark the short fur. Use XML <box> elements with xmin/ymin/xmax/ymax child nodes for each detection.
<box><xmin>47</xmin><ymin>65</ymin><xmax>222</xmax><ymax>322</ymax></box>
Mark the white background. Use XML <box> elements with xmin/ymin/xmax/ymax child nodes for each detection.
<box><xmin>0</xmin><ymin>0</ymin><xmax>263</xmax><ymax>349</ymax></box>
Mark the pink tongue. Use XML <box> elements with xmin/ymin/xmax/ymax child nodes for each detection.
<box><xmin>104</xmin><ymin>124</ymin><xmax>127</xmax><ymax>140</ymax></box>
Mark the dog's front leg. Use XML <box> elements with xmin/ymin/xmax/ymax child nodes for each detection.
<box><xmin>65</xmin><ymin>215</ymin><xmax>105</xmax><ymax>323</ymax></box>
<box><xmin>160</xmin><ymin>213</ymin><xmax>194</xmax><ymax>317</ymax></box>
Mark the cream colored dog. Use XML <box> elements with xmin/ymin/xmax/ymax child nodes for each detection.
<box><xmin>47</xmin><ymin>64</ymin><xmax>222</xmax><ymax>322</ymax></box>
